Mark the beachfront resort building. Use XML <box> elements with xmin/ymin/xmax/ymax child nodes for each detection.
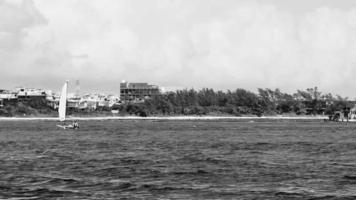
<box><xmin>0</xmin><ymin>89</ymin><xmax>17</xmax><ymax>100</ymax></box>
<box><xmin>120</xmin><ymin>81</ymin><xmax>160</xmax><ymax>102</ymax></box>
<box><xmin>0</xmin><ymin>89</ymin><xmax>17</xmax><ymax>107</ymax></box>
<box><xmin>15</xmin><ymin>87</ymin><xmax>49</xmax><ymax>101</ymax></box>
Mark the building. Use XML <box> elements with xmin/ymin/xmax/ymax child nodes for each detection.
<box><xmin>0</xmin><ymin>89</ymin><xmax>17</xmax><ymax>100</ymax></box>
<box><xmin>15</xmin><ymin>87</ymin><xmax>46</xmax><ymax>101</ymax></box>
<box><xmin>120</xmin><ymin>81</ymin><xmax>160</xmax><ymax>102</ymax></box>
<box><xmin>0</xmin><ymin>89</ymin><xmax>17</xmax><ymax>107</ymax></box>
<box><xmin>349</xmin><ymin>104</ymin><xmax>356</xmax><ymax>119</ymax></box>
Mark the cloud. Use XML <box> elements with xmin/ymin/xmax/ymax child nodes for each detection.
<box><xmin>2</xmin><ymin>0</ymin><xmax>356</xmax><ymax>97</ymax></box>
<box><xmin>0</xmin><ymin>0</ymin><xmax>45</xmax><ymax>65</ymax></box>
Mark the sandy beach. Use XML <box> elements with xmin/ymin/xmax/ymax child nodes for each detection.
<box><xmin>0</xmin><ymin>115</ymin><xmax>329</xmax><ymax>121</ymax></box>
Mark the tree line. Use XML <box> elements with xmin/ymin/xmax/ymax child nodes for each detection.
<box><xmin>120</xmin><ymin>87</ymin><xmax>354</xmax><ymax>117</ymax></box>
<box><xmin>0</xmin><ymin>86</ymin><xmax>353</xmax><ymax>117</ymax></box>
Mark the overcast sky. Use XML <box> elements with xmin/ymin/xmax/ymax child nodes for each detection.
<box><xmin>1</xmin><ymin>0</ymin><xmax>356</xmax><ymax>97</ymax></box>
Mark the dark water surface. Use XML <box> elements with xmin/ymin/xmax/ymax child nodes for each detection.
<box><xmin>0</xmin><ymin>119</ymin><xmax>355</xmax><ymax>199</ymax></box>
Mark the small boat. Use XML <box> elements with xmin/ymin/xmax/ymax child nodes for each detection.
<box><xmin>56</xmin><ymin>81</ymin><xmax>79</xmax><ymax>129</ymax></box>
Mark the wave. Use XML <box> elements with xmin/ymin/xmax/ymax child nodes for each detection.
<box><xmin>343</xmin><ymin>175</ymin><xmax>356</xmax><ymax>180</ymax></box>
<box><xmin>173</xmin><ymin>169</ymin><xmax>209</xmax><ymax>175</ymax></box>
<box><xmin>0</xmin><ymin>187</ymin><xmax>87</xmax><ymax>199</ymax></box>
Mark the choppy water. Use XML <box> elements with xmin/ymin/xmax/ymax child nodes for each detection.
<box><xmin>0</xmin><ymin>119</ymin><xmax>355</xmax><ymax>199</ymax></box>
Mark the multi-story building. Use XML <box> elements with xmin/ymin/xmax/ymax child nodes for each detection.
<box><xmin>120</xmin><ymin>81</ymin><xmax>160</xmax><ymax>102</ymax></box>
<box><xmin>15</xmin><ymin>87</ymin><xmax>46</xmax><ymax>101</ymax></box>
<box><xmin>0</xmin><ymin>89</ymin><xmax>17</xmax><ymax>100</ymax></box>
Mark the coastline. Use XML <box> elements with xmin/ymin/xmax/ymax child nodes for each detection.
<box><xmin>0</xmin><ymin>115</ymin><xmax>329</xmax><ymax>121</ymax></box>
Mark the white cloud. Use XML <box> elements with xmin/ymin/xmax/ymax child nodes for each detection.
<box><xmin>0</xmin><ymin>0</ymin><xmax>46</xmax><ymax>84</ymax></box>
<box><xmin>2</xmin><ymin>0</ymin><xmax>356</xmax><ymax>97</ymax></box>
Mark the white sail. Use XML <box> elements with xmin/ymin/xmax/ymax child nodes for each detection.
<box><xmin>58</xmin><ymin>81</ymin><xmax>68</xmax><ymax>122</ymax></box>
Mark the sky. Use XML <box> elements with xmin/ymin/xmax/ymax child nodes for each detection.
<box><xmin>1</xmin><ymin>0</ymin><xmax>356</xmax><ymax>97</ymax></box>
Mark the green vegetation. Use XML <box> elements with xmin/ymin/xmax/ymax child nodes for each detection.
<box><xmin>120</xmin><ymin>87</ymin><xmax>354</xmax><ymax>117</ymax></box>
<box><xmin>0</xmin><ymin>87</ymin><xmax>353</xmax><ymax>117</ymax></box>
<box><xmin>0</xmin><ymin>98</ymin><xmax>57</xmax><ymax>117</ymax></box>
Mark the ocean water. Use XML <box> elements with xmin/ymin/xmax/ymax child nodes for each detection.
<box><xmin>0</xmin><ymin>119</ymin><xmax>355</xmax><ymax>200</ymax></box>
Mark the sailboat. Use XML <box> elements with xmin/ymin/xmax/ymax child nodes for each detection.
<box><xmin>56</xmin><ymin>81</ymin><xmax>78</xmax><ymax>129</ymax></box>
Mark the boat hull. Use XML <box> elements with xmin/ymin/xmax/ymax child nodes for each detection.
<box><xmin>56</xmin><ymin>124</ymin><xmax>78</xmax><ymax>129</ymax></box>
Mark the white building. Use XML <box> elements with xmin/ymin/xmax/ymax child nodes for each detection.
<box><xmin>15</xmin><ymin>87</ymin><xmax>46</xmax><ymax>96</ymax></box>
<box><xmin>0</xmin><ymin>89</ymin><xmax>17</xmax><ymax>100</ymax></box>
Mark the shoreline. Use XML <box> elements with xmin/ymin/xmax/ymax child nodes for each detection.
<box><xmin>0</xmin><ymin>115</ymin><xmax>329</xmax><ymax>121</ymax></box>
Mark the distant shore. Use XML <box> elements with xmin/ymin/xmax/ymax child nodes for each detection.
<box><xmin>0</xmin><ymin>115</ymin><xmax>329</xmax><ymax>121</ymax></box>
